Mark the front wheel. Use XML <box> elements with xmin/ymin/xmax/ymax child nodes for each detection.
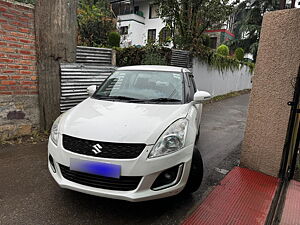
<box><xmin>182</xmin><ymin>147</ymin><xmax>203</xmax><ymax>194</ymax></box>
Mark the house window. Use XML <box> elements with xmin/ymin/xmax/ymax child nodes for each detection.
<box><xmin>209</xmin><ymin>37</ymin><xmax>217</xmax><ymax>49</ymax></box>
<box><xmin>120</xmin><ymin>26</ymin><xmax>128</xmax><ymax>35</ymax></box>
<box><xmin>134</xmin><ymin>6</ymin><xmax>139</xmax><ymax>14</ymax></box>
<box><xmin>159</xmin><ymin>27</ymin><xmax>171</xmax><ymax>44</ymax></box>
<box><xmin>148</xmin><ymin>29</ymin><xmax>156</xmax><ymax>43</ymax></box>
<box><xmin>149</xmin><ymin>4</ymin><xmax>159</xmax><ymax>19</ymax></box>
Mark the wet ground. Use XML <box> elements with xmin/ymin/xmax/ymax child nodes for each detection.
<box><xmin>0</xmin><ymin>94</ymin><xmax>249</xmax><ymax>225</ymax></box>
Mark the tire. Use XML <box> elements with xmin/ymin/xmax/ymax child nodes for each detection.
<box><xmin>182</xmin><ymin>147</ymin><xmax>204</xmax><ymax>194</ymax></box>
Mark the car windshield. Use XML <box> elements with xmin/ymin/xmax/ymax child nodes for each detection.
<box><xmin>93</xmin><ymin>70</ymin><xmax>183</xmax><ymax>103</ymax></box>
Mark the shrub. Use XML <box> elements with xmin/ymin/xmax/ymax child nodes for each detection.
<box><xmin>216</xmin><ymin>44</ymin><xmax>229</xmax><ymax>56</ymax></box>
<box><xmin>108</xmin><ymin>32</ymin><xmax>120</xmax><ymax>48</ymax></box>
<box><xmin>234</xmin><ymin>48</ymin><xmax>244</xmax><ymax>61</ymax></box>
<box><xmin>142</xmin><ymin>45</ymin><xmax>167</xmax><ymax>65</ymax></box>
<box><xmin>115</xmin><ymin>45</ymin><xmax>171</xmax><ymax>67</ymax></box>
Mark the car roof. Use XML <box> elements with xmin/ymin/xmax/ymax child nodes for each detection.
<box><xmin>116</xmin><ymin>65</ymin><xmax>190</xmax><ymax>73</ymax></box>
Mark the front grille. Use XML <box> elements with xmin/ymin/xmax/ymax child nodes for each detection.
<box><xmin>59</xmin><ymin>164</ymin><xmax>142</xmax><ymax>191</ymax></box>
<box><xmin>62</xmin><ymin>134</ymin><xmax>146</xmax><ymax>159</ymax></box>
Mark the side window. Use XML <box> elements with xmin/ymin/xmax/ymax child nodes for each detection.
<box><xmin>186</xmin><ymin>72</ymin><xmax>196</xmax><ymax>96</ymax></box>
<box><xmin>184</xmin><ymin>72</ymin><xmax>194</xmax><ymax>102</ymax></box>
<box><xmin>190</xmin><ymin>75</ymin><xmax>197</xmax><ymax>93</ymax></box>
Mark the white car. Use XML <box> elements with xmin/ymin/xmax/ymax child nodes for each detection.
<box><xmin>48</xmin><ymin>65</ymin><xmax>211</xmax><ymax>202</ymax></box>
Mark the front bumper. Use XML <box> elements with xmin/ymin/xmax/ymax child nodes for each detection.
<box><xmin>48</xmin><ymin>137</ymin><xmax>193</xmax><ymax>202</ymax></box>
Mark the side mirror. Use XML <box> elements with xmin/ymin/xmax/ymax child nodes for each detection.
<box><xmin>193</xmin><ymin>91</ymin><xmax>211</xmax><ymax>103</ymax></box>
<box><xmin>87</xmin><ymin>85</ymin><xmax>97</xmax><ymax>96</ymax></box>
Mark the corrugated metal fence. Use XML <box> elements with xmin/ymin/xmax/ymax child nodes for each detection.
<box><xmin>76</xmin><ymin>46</ymin><xmax>113</xmax><ymax>65</ymax></box>
<box><xmin>60</xmin><ymin>46</ymin><xmax>116</xmax><ymax>112</ymax></box>
<box><xmin>170</xmin><ymin>49</ymin><xmax>192</xmax><ymax>68</ymax></box>
<box><xmin>60</xmin><ymin>64</ymin><xmax>115</xmax><ymax>112</ymax></box>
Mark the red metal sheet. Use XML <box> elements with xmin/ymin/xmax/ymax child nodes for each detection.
<box><xmin>181</xmin><ymin>167</ymin><xmax>279</xmax><ymax>225</ymax></box>
<box><xmin>280</xmin><ymin>180</ymin><xmax>300</xmax><ymax>225</ymax></box>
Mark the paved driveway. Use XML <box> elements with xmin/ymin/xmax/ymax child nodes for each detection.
<box><xmin>0</xmin><ymin>94</ymin><xmax>249</xmax><ymax>225</ymax></box>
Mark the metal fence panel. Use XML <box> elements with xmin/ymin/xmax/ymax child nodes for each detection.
<box><xmin>60</xmin><ymin>63</ymin><xmax>116</xmax><ymax>112</ymax></box>
<box><xmin>170</xmin><ymin>49</ymin><xmax>192</xmax><ymax>68</ymax></box>
<box><xmin>76</xmin><ymin>46</ymin><xmax>113</xmax><ymax>65</ymax></box>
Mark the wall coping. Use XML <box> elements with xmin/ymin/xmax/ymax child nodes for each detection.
<box><xmin>0</xmin><ymin>0</ymin><xmax>34</xmax><ymax>9</ymax></box>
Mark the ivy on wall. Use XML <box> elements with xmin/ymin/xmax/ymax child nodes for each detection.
<box><xmin>192</xmin><ymin>45</ymin><xmax>254</xmax><ymax>73</ymax></box>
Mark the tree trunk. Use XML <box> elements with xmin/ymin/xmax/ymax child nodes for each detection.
<box><xmin>35</xmin><ymin>0</ymin><xmax>78</xmax><ymax>131</ymax></box>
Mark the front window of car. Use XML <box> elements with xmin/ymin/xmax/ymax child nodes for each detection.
<box><xmin>93</xmin><ymin>70</ymin><xmax>184</xmax><ymax>103</ymax></box>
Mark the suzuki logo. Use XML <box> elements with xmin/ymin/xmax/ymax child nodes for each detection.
<box><xmin>92</xmin><ymin>144</ymin><xmax>102</xmax><ymax>154</ymax></box>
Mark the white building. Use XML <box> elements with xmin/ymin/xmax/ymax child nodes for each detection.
<box><xmin>110</xmin><ymin>0</ymin><xmax>235</xmax><ymax>48</ymax></box>
<box><xmin>111</xmin><ymin>0</ymin><xmax>169</xmax><ymax>47</ymax></box>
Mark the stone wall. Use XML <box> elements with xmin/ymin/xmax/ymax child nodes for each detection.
<box><xmin>0</xmin><ymin>0</ymin><xmax>39</xmax><ymax>140</ymax></box>
<box><xmin>0</xmin><ymin>95</ymin><xmax>39</xmax><ymax>139</ymax></box>
<box><xmin>240</xmin><ymin>9</ymin><xmax>300</xmax><ymax>177</ymax></box>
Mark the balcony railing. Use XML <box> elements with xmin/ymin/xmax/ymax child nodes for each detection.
<box><xmin>118</xmin><ymin>13</ymin><xmax>145</xmax><ymax>24</ymax></box>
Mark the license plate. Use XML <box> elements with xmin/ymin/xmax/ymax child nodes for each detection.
<box><xmin>70</xmin><ymin>158</ymin><xmax>121</xmax><ymax>179</ymax></box>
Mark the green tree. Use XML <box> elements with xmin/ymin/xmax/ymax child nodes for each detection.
<box><xmin>155</xmin><ymin>0</ymin><xmax>233</xmax><ymax>49</ymax></box>
<box><xmin>227</xmin><ymin>0</ymin><xmax>280</xmax><ymax>61</ymax></box>
<box><xmin>77</xmin><ymin>0</ymin><xmax>116</xmax><ymax>47</ymax></box>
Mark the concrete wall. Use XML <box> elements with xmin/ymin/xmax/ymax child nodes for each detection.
<box><xmin>192</xmin><ymin>58</ymin><xmax>252</xmax><ymax>96</ymax></box>
<box><xmin>241</xmin><ymin>9</ymin><xmax>300</xmax><ymax>177</ymax></box>
<box><xmin>0</xmin><ymin>0</ymin><xmax>39</xmax><ymax>140</ymax></box>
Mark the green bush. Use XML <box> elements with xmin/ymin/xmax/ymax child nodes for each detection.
<box><xmin>141</xmin><ymin>45</ymin><xmax>167</xmax><ymax>65</ymax></box>
<box><xmin>115</xmin><ymin>45</ymin><xmax>172</xmax><ymax>67</ymax></box>
<box><xmin>234</xmin><ymin>48</ymin><xmax>244</xmax><ymax>61</ymax></box>
<box><xmin>108</xmin><ymin>32</ymin><xmax>120</xmax><ymax>48</ymax></box>
<box><xmin>216</xmin><ymin>44</ymin><xmax>229</xmax><ymax>56</ymax></box>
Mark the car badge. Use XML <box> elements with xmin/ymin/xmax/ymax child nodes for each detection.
<box><xmin>92</xmin><ymin>144</ymin><xmax>102</xmax><ymax>154</ymax></box>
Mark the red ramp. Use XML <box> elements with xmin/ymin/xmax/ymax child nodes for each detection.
<box><xmin>181</xmin><ymin>167</ymin><xmax>279</xmax><ymax>225</ymax></box>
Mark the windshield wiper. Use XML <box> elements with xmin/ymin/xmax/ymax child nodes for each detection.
<box><xmin>145</xmin><ymin>98</ymin><xmax>182</xmax><ymax>103</ymax></box>
<box><xmin>94</xmin><ymin>95</ymin><xmax>142</xmax><ymax>101</ymax></box>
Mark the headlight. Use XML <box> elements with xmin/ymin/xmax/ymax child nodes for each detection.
<box><xmin>50</xmin><ymin>114</ymin><xmax>63</xmax><ymax>146</ymax></box>
<box><xmin>148</xmin><ymin>118</ymin><xmax>188</xmax><ymax>158</ymax></box>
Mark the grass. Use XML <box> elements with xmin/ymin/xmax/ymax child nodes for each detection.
<box><xmin>203</xmin><ymin>89</ymin><xmax>251</xmax><ymax>104</ymax></box>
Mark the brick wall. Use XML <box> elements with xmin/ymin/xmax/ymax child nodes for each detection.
<box><xmin>0</xmin><ymin>0</ymin><xmax>37</xmax><ymax>95</ymax></box>
<box><xmin>0</xmin><ymin>0</ymin><xmax>39</xmax><ymax>140</ymax></box>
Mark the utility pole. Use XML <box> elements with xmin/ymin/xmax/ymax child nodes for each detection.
<box><xmin>35</xmin><ymin>0</ymin><xmax>78</xmax><ymax>131</ymax></box>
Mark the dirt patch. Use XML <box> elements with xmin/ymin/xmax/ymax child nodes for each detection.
<box><xmin>0</xmin><ymin>130</ymin><xmax>48</xmax><ymax>149</ymax></box>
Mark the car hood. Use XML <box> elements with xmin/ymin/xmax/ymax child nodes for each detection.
<box><xmin>61</xmin><ymin>98</ymin><xmax>190</xmax><ymax>144</ymax></box>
